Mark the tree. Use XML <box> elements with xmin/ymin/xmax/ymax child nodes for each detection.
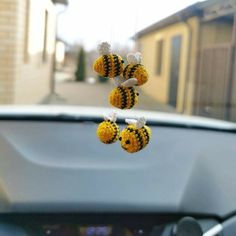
<box><xmin>75</xmin><ymin>47</ymin><xmax>86</xmax><ymax>81</ymax></box>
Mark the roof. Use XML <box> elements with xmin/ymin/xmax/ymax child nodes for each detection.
<box><xmin>136</xmin><ymin>0</ymin><xmax>236</xmax><ymax>38</ymax></box>
<box><xmin>136</xmin><ymin>2</ymin><xmax>202</xmax><ymax>38</ymax></box>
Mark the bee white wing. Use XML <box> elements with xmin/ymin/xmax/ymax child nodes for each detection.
<box><xmin>121</xmin><ymin>78</ymin><xmax>138</xmax><ymax>87</ymax></box>
<box><xmin>136</xmin><ymin>117</ymin><xmax>146</xmax><ymax>129</ymax></box>
<box><xmin>104</xmin><ymin>111</ymin><xmax>117</xmax><ymax>122</ymax></box>
<box><xmin>125</xmin><ymin>118</ymin><xmax>138</xmax><ymax>126</ymax></box>
<box><xmin>127</xmin><ymin>53</ymin><xmax>138</xmax><ymax>64</ymax></box>
<box><xmin>135</xmin><ymin>52</ymin><xmax>142</xmax><ymax>64</ymax></box>
<box><xmin>98</xmin><ymin>42</ymin><xmax>111</xmax><ymax>55</ymax></box>
<box><xmin>125</xmin><ymin>117</ymin><xmax>146</xmax><ymax>128</ymax></box>
<box><xmin>127</xmin><ymin>52</ymin><xmax>142</xmax><ymax>64</ymax></box>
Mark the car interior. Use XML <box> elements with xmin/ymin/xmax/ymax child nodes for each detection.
<box><xmin>2</xmin><ymin>0</ymin><xmax>236</xmax><ymax>235</ymax></box>
<box><xmin>0</xmin><ymin>107</ymin><xmax>235</xmax><ymax>235</ymax></box>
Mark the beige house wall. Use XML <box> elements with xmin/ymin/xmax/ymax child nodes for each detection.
<box><xmin>138</xmin><ymin>17</ymin><xmax>200</xmax><ymax>113</ymax></box>
<box><xmin>0</xmin><ymin>0</ymin><xmax>56</xmax><ymax>104</ymax></box>
<box><xmin>0</xmin><ymin>0</ymin><xmax>18</xmax><ymax>104</ymax></box>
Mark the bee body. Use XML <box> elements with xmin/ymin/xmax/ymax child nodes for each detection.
<box><xmin>93</xmin><ymin>54</ymin><xmax>124</xmax><ymax>78</ymax></box>
<box><xmin>109</xmin><ymin>86</ymin><xmax>138</xmax><ymax>109</ymax></box>
<box><xmin>97</xmin><ymin>120</ymin><xmax>120</xmax><ymax>144</ymax></box>
<box><xmin>119</xmin><ymin>125</ymin><xmax>151</xmax><ymax>153</ymax></box>
<box><xmin>123</xmin><ymin>64</ymin><xmax>148</xmax><ymax>86</ymax></box>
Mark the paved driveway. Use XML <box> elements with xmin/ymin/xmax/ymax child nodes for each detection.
<box><xmin>49</xmin><ymin>81</ymin><xmax>176</xmax><ymax>113</ymax></box>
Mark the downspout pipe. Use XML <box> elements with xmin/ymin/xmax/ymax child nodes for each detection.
<box><xmin>51</xmin><ymin>6</ymin><xmax>68</xmax><ymax>95</ymax></box>
<box><xmin>178</xmin><ymin>14</ymin><xmax>192</xmax><ymax>114</ymax></box>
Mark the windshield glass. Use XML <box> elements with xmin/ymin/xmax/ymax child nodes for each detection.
<box><xmin>1</xmin><ymin>0</ymin><xmax>236</xmax><ymax>124</ymax></box>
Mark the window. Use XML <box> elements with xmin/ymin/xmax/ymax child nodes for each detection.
<box><xmin>156</xmin><ymin>39</ymin><xmax>163</xmax><ymax>75</ymax></box>
<box><xmin>168</xmin><ymin>35</ymin><xmax>182</xmax><ymax>108</ymax></box>
<box><xmin>42</xmin><ymin>10</ymin><xmax>48</xmax><ymax>62</ymax></box>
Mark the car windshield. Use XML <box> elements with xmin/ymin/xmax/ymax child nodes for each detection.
<box><xmin>2</xmin><ymin>1</ymin><xmax>236</xmax><ymax>236</ymax></box>
<box><xmin>1</xmin><ymin>0</ymin><xmax>236</xmax><ymax>124</ymax></box>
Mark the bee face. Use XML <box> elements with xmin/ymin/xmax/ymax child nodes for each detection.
<box><xmin>97</xmin><ymin>120</ymin><xmax>120</xmax><ymax>144</ymax></box>
<box><xmin>123</xmin><ymin>64</ymin><xmax>148</xmax><ymax>86</ymax></box>
<box><xmin>109</xmin><ymin>86</ymin><xmax>139</xmax><ymax>109</ymax></box>
<box><xmin>119</xmin><ymin>125</ymin><xmax>151</xmax><ymax>153</ymax></box>
<box><xmin>93</xmin><ymin>54</ymin><xmax>124</xmax><ymax>78</ymax></box>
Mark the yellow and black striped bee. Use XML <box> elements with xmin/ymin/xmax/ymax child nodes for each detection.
<box><xmin>119</xmin><ymin>118</ymin><xmax>151</xmax><ymax>153</ymax></box>
<box><xmin>93</xmin><ymin>42</ymin><xmax>124</xmax><ymax>78</ymax></box>
<box><xmin>97</xmin><ymin>113</ymin><xmax>120</xmax><ymax>144</ymax></box>
<box><xmin>123</xmin><ymin>52</ymin><xmax>148</xmax><ymax>86</ymax></box>
<box><xmin>109</xmin><ymin>85</ymin><xmax>139</xmax><ymax>109</ymax></box>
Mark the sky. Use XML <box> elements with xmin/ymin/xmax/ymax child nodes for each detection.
<box><xmin>57</xmin><ymin>0</ymin><xmax>203</xmax><ymax>50</ymax></box>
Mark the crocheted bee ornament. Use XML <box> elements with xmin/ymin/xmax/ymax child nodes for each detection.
<box><xmin>97</xmin><ymin>112</ymin><xmax>120</xmax><ymax>144</ymax></box>
<box><xmin>93</xmin><ymin>42</ymin><xmax>124</xmax><ymax>78</ymax></box>
<box><xmin>109</xmin><ymin>76</ymin><xmax>139</xmax><ymax>109</ymax></box>
<box><xmin>119</xmin><ymin>117</ymin><xmax>151</xmax><ymax>153</ymax></box>
<box><xmin>123</xmin><ymin>52</ymin><xmax>148</xmax><ymax>86</ymax></box>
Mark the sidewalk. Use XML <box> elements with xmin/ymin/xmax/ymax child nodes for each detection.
<box><xmin>47</xmin><ymin>81</ymin><xmax>176</xmax><ymax>113</ymax></box>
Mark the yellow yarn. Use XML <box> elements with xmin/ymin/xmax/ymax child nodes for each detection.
<box><xmin>119</xmin><ymin>125</ymin><xmax>151</xmax><ymax>153</ymax></box>
<box><xmin>97</xmin><ymin>120</ymin><xmax>120</xmax><ymax>144</ymax></box>
<box><xmin>123</xmin><ymin>64</ymin><xmax>148</xmax><ymax>86</ymax></box>
<box><xmin>93</xmin><ymin>54</ymin><xmax>124</xmax><ymax>78</ymax></box>
<box><xmin>109</xmin><ymin>86</ymin><xmax>139</xmax><ymax>109</ymax></box>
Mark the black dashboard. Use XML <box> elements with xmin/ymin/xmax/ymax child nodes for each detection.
<box><xmin>0</xmin><ymin>121</ymin><xmax>235</xmax><ymax>216</ymax></box>
<box><xmin>0</xmin><ymin>107</ymin><xmax>235</xmax><ymax>235</ymax></box>
<box><xmin>0</xmin><ymin>213</ymin><xmax>223</xmax><ymax>235</ymax></box>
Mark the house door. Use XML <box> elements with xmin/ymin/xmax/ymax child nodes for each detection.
<box><xmin>195</xmin><ymin>44</ymin><xmax>232</xmax><ymax>120</ymax></box>
<box><xmin>168</xmin><ymin>35</ymin><xmax>182</xmax><ymax>107</ymax></box>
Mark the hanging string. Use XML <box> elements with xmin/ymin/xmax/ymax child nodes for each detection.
<box><xmin>109</xmin><ymin>20</ymin><xmax>114</xmax><ymax>49</ymax></box>
<box><xmin>109</xmin><ymin>0</ymin><xmax>117</xmax><ymax>50</ymax></box>
<box><xmin>108</xmin><ymin>23</ymin><xmax>114</xmax><ymax>89</ymax></box>
<box><xmin>107</xmin><ymin>0</ymin><xmax>116</xmax><ymax>91</ymax></box>
<box><xmin>133</xmin><ymin>2</ymin><xmax>139</xmax><ymax>52</ymax></box>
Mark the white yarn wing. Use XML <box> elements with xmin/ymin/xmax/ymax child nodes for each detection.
<box><xmin>104</xmin><ymin>111</ymin><xmax>117</xmax><ymax>122</ymax></box>
<box><xmin>121</xmin><ymin>78</ymin><xmax>138</xmax><ymax>87</ymax></box>
<box><xmin>98</xmin><ymin>42</ymin><xmax>111</xmax><ymax>55</ymax></box>
<box><xmin>127</xmin><ymin>52</ymin><xmax>142</xmax><ymax>64</ymax></box>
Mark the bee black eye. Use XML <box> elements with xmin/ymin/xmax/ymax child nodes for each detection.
<box><xmin>121</xmin><ymin>60</ymin><xmax>124</xmax><ymax>63</ymax></box>
<box><xmin>136</xmin><ymin>92</ymin><xmax>139</xmax><ymax>96</ymax></box>
<box><xmin>125</xmin><ymin>140</ymin><xmax>130</xmax><ymax>144</ymax></box>
<box><xmin>119</xmin><ymin>137</ymin><xmax>122</xmax><ymax>141</ymax></box>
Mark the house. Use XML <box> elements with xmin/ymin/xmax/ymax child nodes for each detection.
<box><xmin>0</xmin><ymin>0</ymin><xmax>67</xmax><ymax>104</ymax></box>
<box><xmin>136</xmin><ymin>0</ymin><xmax>236</xmax><ymax>121</ymax></box>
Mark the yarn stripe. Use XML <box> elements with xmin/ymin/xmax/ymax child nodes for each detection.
<box><xmin>103</xmin><ymin>55</ymin><xmax>110</xmax><ymax>77</ymax></box>
<box><xmin>118</xmin><ymin>86</ymin><xmax>127</xmax><ymax>109</ymax></box>
<box><xmin>128</xmin><ymin>64</ymin><xmax>140</xmax><ymax>78</ymax></box>
<box><xmin>135</xmin><ymin>129</ymin><xmax>143</xmax><ymax>151</ymax></box>
<box><xmin>107</xmin><ymin>121</ymin><xmax>118</xmax><ymax>143</ymax></box>
<box><xmin>113</xmin><ymin>54</ymin><xmax>120</xmax><ymax>77</ymax></box>
<box><xmin>129</xmin><ymin>87</ymin><xmax>136</xmax><ymax>109</ymax></box>
<box><xmin>142</xmin><ymin>127</ymin><xmax>150</xmax><ymax>144</ymax></box>
<box><xmin>123</xmin><ymin>65</ymin><xmax>129</xmax><ymax>79</ymax></box>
